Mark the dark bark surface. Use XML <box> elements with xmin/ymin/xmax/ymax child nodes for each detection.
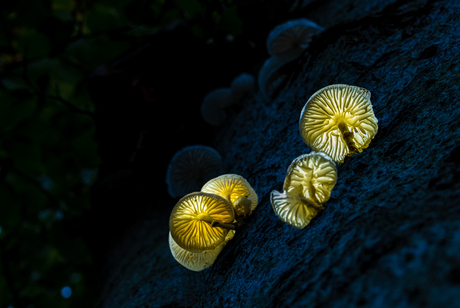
<box><xmin>97</xmin><ymin>0</ymin><xmax>460</xmax><ymax>307</ymax></box>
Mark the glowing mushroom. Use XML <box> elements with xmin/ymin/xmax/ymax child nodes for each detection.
<box><xmin>169</xmin><ymin>192</ymin><xmax>235</xmax><ymax>253</ymax></box>
<box><xmin>271</xmin><ymin>152</ymin><xmax>337</xmax><ymax>229</ymax></box>
<box><xmin>169</xmin><ymin>230</ymin><xmax>235</xmax><ymax>272</ymax></box>
<box><xmin>201</xmin><ymin>174</ymin><xmax>258</xmax><ymax>218</ymax></box>
<box><xmin>166</xmin><ymin>145</ymin><xmax>223</xmax><ymax>198</ymax></box>
<box><xmin>299</xmin><ymin>84</ymin><xmax>379</xmax><ymax>164</ymax></box>
<box><xmin>266</xmin><ymin>18</ymin><xmax>323</xmax><ymax>58</ymax></box>
<box><xmin>201</xmin><ymin>88</ymin><xmax>236</xmax><ymax>126</ymax></box>
<box><xmin>230</xmin><ymin>73</ymin><xmax>255</xmax><ymax>101</ymax></box>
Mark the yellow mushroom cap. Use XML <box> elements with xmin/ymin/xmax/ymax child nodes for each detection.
<box><xmin>283</xmin><ymin>152</ymin><xmax>337</xmax><ymax>204</ymax></box>
<box><xmin>201</xmin><ymin>174</ymin><xmax>258</xmax><ymax>212</ymax></box>
<box><xmin>169</xmin><ymin>192</ymin><xmax>235</xmax><ymax>253</ymax></box>
<box><xmin>299</xmin><ymin>84</ymin><xmax>378</xmax><ymax>164</ymax></box>
<box><xmin>271</xmin><ymin>189</ymin><xmax>318</xmax><ymax>229</ymax></box>
<box><xmin>168</xmin><ymin>230</ymin><xmax>235</xmax><ymax>272</ymax></box>
<box><xmin>271</xmin><ymin>152</ymin><xmax>337</xmax><ymax>229</ymax></box>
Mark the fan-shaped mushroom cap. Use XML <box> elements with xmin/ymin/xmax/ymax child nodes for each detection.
<box><xmin>258</xmin><ymin>55</ymin><xmax>296</xmax><ymax>100</ymax></box>
<box><xmin>283</xmin><ymin>152</ymin><xmax>337</xmax><ymax>204</ymax></box>
<box><xmin>299</xmin><ymin>84</ymin><xmax>379</xmax><ymax>164</ymax></box>
<box><xmin>201</xmin><ymin>88</ymin><xmax>236</xmax><ymax>126</ymax></box>
<box><xmin>271</xmin><ymin>152</ymin><xmax>337</xmax><ymax>229</ymax></box>
<box><xmin>166</xmin><ymin>145</ymin><xmax>223</xmax><ymax>198</ymax></box>
<box><xmin>271</xmin><ymin>189</ymin><xmax>318</xmax><ymax>229</ymax></box>
<box><xmin>230</xmin><ymin>73</ymin><xmax>255</xmax><ymax>100</ymax></box>
<box><xmin>201</xmin><ymin>174</ymin><xmax>258</xmax><ymax>213</ymax></box>
<box><xmin>169</xmin><ymin>192</ymin><xmax>235</xmax><ymax>253</ymax></box>
<box><xmin>266</xmin><ymin>18</ymin><xmax>323</xmax><ymax>57</ymax></box>
<box><xmin>169</xmin><ymin>230</ymin><xmax>235</xmax><ymax>272</ymax></box>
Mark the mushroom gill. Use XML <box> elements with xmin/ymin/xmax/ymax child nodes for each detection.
<box><xmin>299</xmin><ymin>84</ymin><xmax>379</xmax><ymax>164</ymax></box>
<box><xmin>169</xmin><ymin>192</ymin><xmax>235</xmax><ymax>253</ymax></box>
<box><xmin>166</xmin><ymin>145</ymin><xmax>223</xmax><ymax>198</ymax></box>
<box><xmin>271</xmin><ymin>152</ymin><xmax>337</xmax><ymax>229</ymax></box>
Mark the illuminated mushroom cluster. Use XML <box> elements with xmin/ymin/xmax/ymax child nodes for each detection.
<box><xmin>259</xmin><ymin>19</ymin><xmax>323</xmax><ymax>99</ymax></box>
<box><xmin>169</xmin><ymin>174</ymin><xmax>257</xmax><ymax>271</ymax></box>
<box><xmin>201</xmin><ymin>73</ymin><xmax>255</xmax><ymax>126</ymax></box>
<box><xmin>271</xmin><ymin>84</ymin><xmax>378</xmax><ymax>228</ymax></box>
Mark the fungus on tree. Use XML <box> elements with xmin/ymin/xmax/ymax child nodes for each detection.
<box><xmin>201</xmin><ymin>88</ymin><xmax>236</xmax><ymax>126</ymax></box>
<box><xmin>299</xmin><ymin>84</ymin><xmax>379</xmax><ymax>164</ymax></box>
<box><xmin>201</xmin><ymin>174</ymin><xmax>258</xmax><ymax>218</ymax></box>
<box><xmin>169</xmin><ymin>192</ymin><xmax>235</xmax><ymax>253</ymax></box>
<box><xmin>230</xmin><ymin>73</ymin><xmax>255</xmax><ymax>101</ymax></box>
<box><xmin>271</xmin><ymin>152</ymin><xmax>337</xmax><ymax>229</ymax></box>
<box><xmin>266</xmin><ymin>18</ymin><xmax>323</xmax><ymax>58</ymax></box>
<box><xmin>258</xmin><ymin>55</ymin><xmax>293</xmax><ymax>100</ymax></box>
<box><xmin>168</xmin><ymin>230</ymin><xmax>235</xmax><ymax>272</ymax></box>
<box><xmin>166</xmin><ymin>145</ymin><xmax>223</xmax><ymax>198</ymax></box>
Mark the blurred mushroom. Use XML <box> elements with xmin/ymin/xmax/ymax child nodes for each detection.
<box><xmin>271</xmin><ymin>152</ymin><xmax>337</xmax><ymax>229</ymax></box>
<box><xmin>230</xmin><ymin>73</ymin><xmax>255</xmax><ymax>101</ymax></box>
<box><xmin>299</xmin><ymin>84</ymin><xmax>379</xmax><ymax>164</ymax></box>
<box><xmin>201</xmin><ymin>174</ymin><xmax>258</xmax><ymax>218</ymax></box>
<box><xmin>266</xmin><ymin>18</ymin><xmax>323</xmax><ymax>58</ymax></box>
<box><xmin>166</xmin><ymin>145</ymin><xmax>223</xmax><ymax>198</ymax></box>
<box><xmin>258</xmin><ymin>55</ymin><xmax>293</xmax><ymax>100</ymax></box>
<box><xmin>169</xmin><ymin>230</ymin><xmax>235</xmax><ymax>272</ymax></box>
<box><xmin>169</xmin><ymin>192</ymin><xmax>235</xmax><ymax>253</ymax></box>
<box><xmin>201</xmin><ymin>88</ymin><xmax>236</xmax><ymax>126</ymax></box>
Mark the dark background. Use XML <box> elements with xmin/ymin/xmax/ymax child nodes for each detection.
<box><xmin>1</xmin><ymin>0</ymin><xmax>460</xmax><ymax>307</ymax></box>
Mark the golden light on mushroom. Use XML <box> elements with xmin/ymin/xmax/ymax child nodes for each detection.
<box><xmin>169</xmin><ymin>192</ymin><xmax>235</xmax><ymax>253</ymax></box>
<box><xmin>271</xmin><ymin>152</ymin><xmax>337</xmax><ymax>229</ymax></box>
<box><xmin>169</xmin><ymin>230</ymin><xmax>235</xmax><ymax>272</ymax></box>
<box><xmin>299</xmin><ymin>84</ymin><xmax>378</xmax><ymax>164</ymax></box>
<box><xmin>201</xmin><ymin>174</ymin><xmax>258</xmax><ymax>217</ymax></box>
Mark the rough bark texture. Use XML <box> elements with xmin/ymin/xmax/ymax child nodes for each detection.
<box><xmin>98</xmin><ymin>0</ymin><xmax>460</xmax><ymax>307</ymax></box>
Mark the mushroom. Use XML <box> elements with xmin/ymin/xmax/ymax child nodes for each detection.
<box><xmin>169</xmin><ymin>192</ymin><xmax>235</xmax><ymax>253</ymax></box>
<box><xmin>166</xmin><ymin>145</ymin><xmax>223</xmax><ymax>198</ymax></box>
<box><xmin>168</xmin><ymin>230</ymin><xmax>235</xmax><ymax>272</ymax></box>
<box><xmin>271</xmin><ymin>152</ymin><xmax>337</xmax><ymax>229</ymax></box>
<box><xmin>258</xmin><ymin>55</ymin><xmax>294</xmax><ymax>100</ymax></box>
<box><xmin>201</xmin><ymin>88</ymin><xmax>236</xmax><ymax>126</ymax></box>
<box><xmin>201</xmin><ymin>174</ymin><xmax>258</xmax><ymax>218</ymax></box>
<box><xmin>266</xmin><ymin>18</ymin><xmax>323</xmax><ymax>58</ymax></box>
<box><xmin>299</xmin><ymin>84</ymin><xmax>379</xmax><ymax>164</ymax></box>
<box><xmin>230</xmin><ymin>73</ymin><xmax>255</xmax><ymax>101</ymax></box>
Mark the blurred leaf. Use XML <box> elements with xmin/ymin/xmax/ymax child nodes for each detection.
<box><xmin>176</xmin><ymin>0</ymin><xmax>203</xmax><ymax>18</ymax></box>
<box><xmin>219</xmin><ymin>6</ymin><xmax>242</xmax><ymax>36</ymax></box>
<box><xmin>0</xmin><ymin>184</ymin><xmax>21</xmax><ymax>229</ymax></box>
<box><xmin>0</xmin><ymin>94</ymin><xmax>36</xmax><ymax>132</ymax></box>
<box><xmin>85</xmin><ymin>4</ymin><xmax>128</xmax><ymax>33</ymax></box>
<box><xmin>16</xmin><ymin>30</ymin><xmax>51</xmax><ymax>59</ymax></box>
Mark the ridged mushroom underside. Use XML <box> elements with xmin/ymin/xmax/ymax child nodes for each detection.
<box><xmin>166</xmin><ymin>146</ymin><xmax>223</xmax><ymax>198</ymax></box>
<box><xmin>299</xmin><ymin>84</ymin><xmax>378</xmax><ymax>164</ymax></box>
<box><xmin>270</xmin><ymin>189</ymin><xmax>318</xmax><ymax>229</ymax></box>
<box><xmin>201</xmin><ymin>174</ymin><xmax>258</xmax><ymax>211</ymax></box>
<box><xmin>169</xmin><ymin>192</ymin><xmax>234</xmax><ymax>253</ymax></box>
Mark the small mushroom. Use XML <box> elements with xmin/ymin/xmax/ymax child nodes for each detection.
<box><xmin>169</xmin><ymin>192</ymin><xmax>235</xmax><ymax>253</ymax></box>
<box><xmin>166</xmin><ymin>145</ymin><xmax>223</xmax><ymax>198</ymax></box>
<box><xmin>201</xmin><ymin>174</ymin><xmax>258</xmax><ymax>218</ymax></box>
<box><xmin>168</xmin><ymin>230</ymin><xmax>235</xmax><ymax>272</ymax></box>
<box><xmin>201</xmin><ymin>88</ymin><xmax>236</xmax><ymax>126</ymax></box>
<box><xmin>271</xmin><ymin>152</ymin><xmax>337</xmax><ymax>229</ymax></box>
<box><xmin>258</xmin><ymin>55</ymin><xmax>294</xmax><ymax>100</ymax></box>
<box><xmin>230</xmin><ymin>73</ymin><xmax>255</xmax><ymax>101</ymax></box>
<box><xmin>299</xmin><ymin>84</ymin><xmax>379</xmax><ymax>164</ymax></box>
<box><xmin>266</xmin><ymin>18</ymin><xmax>323</xmax><ymax>58</ymax></box>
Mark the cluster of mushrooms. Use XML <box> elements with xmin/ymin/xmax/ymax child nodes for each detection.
<box><xmin>271</xmin><ymin>84</ymin><xmax>379</xmax><ymax>229</ymax></box>
<box><xmin>167</xmin><ymin>84</ymin><xmax>378</xmax><ymax>271</ymax></box>
<box><xmin>168</xmin><ymin>174</ymin><xmax>258</xmax><ymax>271</ymax></box>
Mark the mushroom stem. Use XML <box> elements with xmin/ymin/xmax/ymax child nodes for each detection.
<box><xmin>337</xmin><ymin>120</ymin><xmax>358</xmax><ymax>154</ymax></box>
<box><xmin>304</xmin><ymin>182</ymin><xmax>323</xmax><ymax>210</ymax></box>
<box><xmin>210</xmin><ymin>221</ymin><xmax>238</xmax><ymax>230</ymax></box>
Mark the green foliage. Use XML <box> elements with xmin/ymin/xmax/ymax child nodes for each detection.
<box><xmin>0</xmin><ymin>0</ymin><xmax>292</xmax><ymax>306</ymax></box>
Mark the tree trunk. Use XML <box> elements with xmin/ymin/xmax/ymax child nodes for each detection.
<box><xmin>96</xmin><ymin>0</ymin><xmax>460</xmax><ymax>307</ymax></box>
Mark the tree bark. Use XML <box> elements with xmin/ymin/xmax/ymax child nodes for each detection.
<box><xmin>97</xmin><ymin>0</ymin><xmax>460</xmax><ymax>307</ymax></box>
